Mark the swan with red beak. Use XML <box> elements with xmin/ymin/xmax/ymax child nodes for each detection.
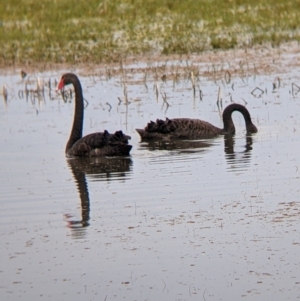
<box><xmin>57</xmin><ymin>73</ymin><xmax>132</xmax><ymax>157</ymax></box>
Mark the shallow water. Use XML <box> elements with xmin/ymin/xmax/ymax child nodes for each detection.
<box><xmin>1</xmin><ymin>50</ymin><xmax>300</xmax><ymax>300</ymax></box>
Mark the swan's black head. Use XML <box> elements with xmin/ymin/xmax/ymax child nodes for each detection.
<box><xmin>57</xmin><ymin>73</ymin><xmax>79</xmax><ymax>90</ymax></box>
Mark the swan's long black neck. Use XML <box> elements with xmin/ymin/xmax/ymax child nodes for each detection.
<box><xmin>66</xmin><ymin>77</ymin><xmax>84</xmax><ymax>153</ymax></box>
<box><xmin>222</xmin><ymin>103</ymin><xmax>257</xmax><ymax>134</ymax></box>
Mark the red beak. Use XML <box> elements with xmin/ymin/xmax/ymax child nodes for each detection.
<box><xmin>57</xmin><ymin>78</ymin><xmax>65</xmax><ymax>90</ymax></box>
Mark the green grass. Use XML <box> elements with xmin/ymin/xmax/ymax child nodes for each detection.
<box><xmin>1</xmin><ymin>0</ymin><xmax>300</xmax><ymax>65</ymax></box>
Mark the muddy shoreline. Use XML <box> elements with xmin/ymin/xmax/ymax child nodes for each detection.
<box><xmin>2</xmin><ymin>42</ymin><xmax>300</xmax><ymax>79</ymax></box>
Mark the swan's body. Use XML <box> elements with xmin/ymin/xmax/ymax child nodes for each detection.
<box><xmin>57</xmin><ymin>73</ymin><xmax>132</xmax><ymax>157</ymax></box>
<box><xmin>136</xmin><ymin>104</ymin><xmax>257</xmax><ymax>140</ymax></box>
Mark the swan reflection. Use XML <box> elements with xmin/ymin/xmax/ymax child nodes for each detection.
<box><xmin>139</xmin><ymin>134</ymin><xmax>255</xmax><ymax>172</ymax></box>
<box><xmin>68</xmin><ymin>156</ymin><xmax>133</xmax><ymax>181</ymax></box>
<box><xmin>138</xmin><ymin>139</ymin><xmax>214</xmax><ymax>154</ymax></box>
<box><xmin>65</xmin><ymin>157</ymin><xmax>132</xmax><ymax>239</ymax></box>
<box><xmin>224</xmin><ymin>134</ymin><xmax>254</xmax><ymax>172</ymax></box>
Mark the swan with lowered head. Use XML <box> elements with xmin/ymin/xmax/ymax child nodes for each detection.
<box><xmin>136</xmin><ymin>103</ymin><xmax>257</xmax><ymax>140</ymax></box>
<box><xmin>57</xmin><ymin>73</ymin><xmax>132</xmax><ymax>157</ymax></box>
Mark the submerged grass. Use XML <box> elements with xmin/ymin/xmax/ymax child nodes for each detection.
<box><xmin>1</xmin><ymin>0</ymin><xmax>300</xmax><ymax>65</ymax></box>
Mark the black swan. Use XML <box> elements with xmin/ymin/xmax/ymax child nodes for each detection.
<box><xmin>136</xmin><ymin>103</ymin><xmax>257</xmax><ymax>140</ymax></box>
<box><xmin>57</xmin><ymin>73</ymin><xmax>132</xmax><ymax>157</ymax></box>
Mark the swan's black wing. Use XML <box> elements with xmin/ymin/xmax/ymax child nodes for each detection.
<box><xmin>136</xmin><ymin>118</ymin><xmax>222</xmax><ymax>139</ymax></box>
<box><xmin>107</xmin><ymin>130</ymin><xmax>131</xmax><ymax>145</ymax></box>
<box><xmin>67</xmin><ymin>130</ymin><xmax>132</xmax><ymax>157</ymax></box>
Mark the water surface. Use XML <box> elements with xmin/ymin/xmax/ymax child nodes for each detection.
<box><xmin>1</xmin><ymin>49</ymin><xmax>300</xmax><ymax>300</ymax></box>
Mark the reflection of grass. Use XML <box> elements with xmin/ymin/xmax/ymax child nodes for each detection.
<box><xmin>1</xmin><ymin>0</ymin><xmax>300</xmax><ymax>64</ymax></box>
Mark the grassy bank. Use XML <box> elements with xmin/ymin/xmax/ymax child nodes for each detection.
<box><xmin>1</xmin><ymin>0</ymin><xmax>300</xmax><ymax>65</ymax></box>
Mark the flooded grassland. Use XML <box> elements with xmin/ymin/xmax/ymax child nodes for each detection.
<box><xmin>1</xmin><ymin>44</ymin><xmax>300</xmax><ymax>300</ymax></box>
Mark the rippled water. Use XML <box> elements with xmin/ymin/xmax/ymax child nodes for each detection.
<box><xmin>1</xmin><ymin>49</ymin><xmax>300</xmax><ymax>300</ymax></box>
